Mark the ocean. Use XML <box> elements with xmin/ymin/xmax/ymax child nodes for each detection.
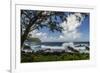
<box><xmin>41</xmin><ymin>42</ymin><xmax>89</xmax><ymax>46</ymax></box>
<box><xmin>31</xmin><ymin>42</ymin><xmax>89</xmax><ymax>50</ymax></box>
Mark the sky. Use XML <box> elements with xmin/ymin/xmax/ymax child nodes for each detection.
<box><xmin>30</xmin><ymin>12</ymin><xmax>89</xmax><ymax>42</ymax></box>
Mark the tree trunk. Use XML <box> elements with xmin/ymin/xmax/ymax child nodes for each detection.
<box><xmin>21</xmin><ymin>12</ymin><xmax>43</xmax><ymax>48</ymax></box>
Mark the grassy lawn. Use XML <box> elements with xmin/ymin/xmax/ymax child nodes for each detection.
<box><xmin>21</xmin><ymin>52</ymin><xmax>89</xmax><ymax>63</ymax></box>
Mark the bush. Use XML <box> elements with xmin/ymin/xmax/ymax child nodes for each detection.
<box><xmin>21</xmin><ymin>52</ymin><xmax>89</xmax><ymax>63</ymax></box>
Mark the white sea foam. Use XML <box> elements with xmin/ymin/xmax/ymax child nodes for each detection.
<box><xmin>62</xmin><ymin>42</ymin><xmax>75</xmax><ymax>48</ymax></box>
<box><xmin>29</xmin><ymin>42</ymin><xmax>89</xmax><ymax>53</ymax></box>
<box><xmin>41</xmin><ymin>45</ymin><xmax>64</xmax><ymax>49</ymax></box>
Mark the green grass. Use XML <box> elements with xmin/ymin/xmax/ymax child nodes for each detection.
<box><xmin>21</xmin><ymin>52</ymin><xmax>89</xmax><ymax>63</ymax></box>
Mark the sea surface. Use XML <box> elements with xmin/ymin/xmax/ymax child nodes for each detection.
<box><xmin>41</xmin><ymin>42</ymin><xmax>89</xmax><ymax>46</ymax></box>
<box><xmin>29</xmin><ymin>42</ymin><xmax>89</xmax><ymax>51</ymax></box>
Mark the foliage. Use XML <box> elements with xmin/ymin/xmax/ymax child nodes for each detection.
<box><xmin>21</xmin><ymin>52</ymin><xmax>89</xmax><ymax>63</ymax></box>
<box><xmin>21</xmin><ymin>10</ymin><xmax>67</xmax><ymax>47</ymax></box>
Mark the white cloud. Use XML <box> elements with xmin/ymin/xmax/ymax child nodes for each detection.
<box><xmin>29</xmin><ymin>30</ymin><xmax>48</xmax><ymax>41</ymax></box>
<box><xmin>30</xmin><ymin>30</ymin><xmax>62</xmax><ymax>42</ymax></box>
<box><xmin>30</xmin><ymin>13</ymin><xmax>85</xmax><ymax>42</ymax></box>
<box><xmin>59</xmin><ymin>13</ymin><xmax>84</xmax><ymax>42</ymax></box>
<box><xmin>61</xmin><ymin>13</ymin><xmax>84</xmax><ymax>32</ymax></box>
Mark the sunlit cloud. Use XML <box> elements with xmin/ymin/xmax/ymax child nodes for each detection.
<box><xmin>59</xmin><ymin>13</ymin><xmax>85</xmax><ymax>42</ymax></box>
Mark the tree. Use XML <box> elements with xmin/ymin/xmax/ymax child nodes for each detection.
<box><xmin>21</xmin><ymin>10</ymin><xmax>88</xmax><ymax>48</ymax></box>
<box><xmin>21</xmin><ymin>10</ymin><xmax>68</xmax><ymax>48</ymax></box>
